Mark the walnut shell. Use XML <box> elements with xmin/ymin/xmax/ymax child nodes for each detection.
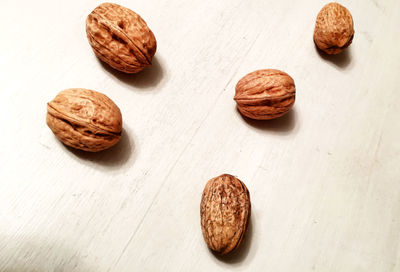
<box><xmin>46</xmin><ymin>88</ymin><xmax>122</xmax><ymax>152</ymax></box>
<box><xmin>86</xmin><ymin>2</ymin><xmax>157</xmax><ymax>73</ymax></box>
<box><xmin>200</xmin><ymin>174</ymin><xmax>251</xmax><ymax>255</ymax></box>
<box><xmin>234</xmin><ymin>69</ymin><xmax>295</xmax><ymax>120</ymax></box>
<box><xmin>313</xmin><ymin>2</ymin><xmax>354</xmax><ymax>55</ymax></box>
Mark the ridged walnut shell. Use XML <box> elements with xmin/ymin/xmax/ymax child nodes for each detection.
<box><xmin>234</xmin><ymin>69</ymin><xmax>295</xmax><ymax>120</ymax></box>
<box><xmin>46</xmin><ymin>88</ymin><xmax>122</xmax><ymax>152</ymax></box>
<box><xmin>86</xmin><ymin>2</ymin><xmax>157</xmax><ymax>73</ymax></box>
<box><xmin>200</xmin><ymin>174</ymin><xmax>251</xmax><ymax>255</ymax></box>
<box><xmin>313</xmin><ymin>2</ymin><xmax>354</xmax><ymax>55</ymax></box>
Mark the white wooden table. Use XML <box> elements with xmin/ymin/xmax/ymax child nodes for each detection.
<box><xmin>1</xmin><ymin>0</ymin><xmax>399</xmax><ymax>271</ymax></box>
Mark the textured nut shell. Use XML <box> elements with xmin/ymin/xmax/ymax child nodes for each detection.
<box><xmin>86</xmin><ymin>2</ymin><xmax>157</xmax><ymax>73</ymax></box>
<box><xmin>46</xmin><ymin>88</ymin><xmax>122</xmax><ymax>152</ymax></box>
<box><xmin>313</xmin><ymin>2</ymin><xmax>354</xmax><ymax>54</ymax></box>
<box><xmin>200</xmin><ymin>174</ymin><xmax>251</xmax><ymax>255</ymax></box>
<box><xmin>234</xmin><ymin>69</ymin><xmax>295</xmax><ymax>120</ymax></box>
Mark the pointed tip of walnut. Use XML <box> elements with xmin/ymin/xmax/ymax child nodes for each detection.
<box><xmin>313</xmin><ymin>2</ymin><xmax>354</xmax><ymax>55</ymax></box>
<box><xmin>234</xmin><ymin>69</ymin><xmax>295</xmax><ymax>120</ymax></box>
<box><xmin>200</xmin><ymin>174</ymin><xmax>251</xmax><ymax>255</ymax></box>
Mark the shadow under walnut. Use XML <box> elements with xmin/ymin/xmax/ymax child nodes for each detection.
<box><xmin>315</xmin><ymin>44</ymin><xmax>352</xmax><ymax>69</ymax></box>
<box><xmin>238</xmin><ymin>107</ymin><xmax>297</xmax><ymax>134</ymax></box>
<box><xmin>63</xmin><ymin>128</ymin><xmax>135</xmax><ymax>170</ymax></box>
<box><xmin>98</xmin><ymin>56</ymin><xmax>165</xmax><ymax>90</ymax></box>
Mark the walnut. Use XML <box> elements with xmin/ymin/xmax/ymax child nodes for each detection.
<box><xmin>314</xmin><ymin>2</ymin><xmax>354</xmax><ymax>54</ymax></box>
<box><xmin>86</xmin><ymin>3</ymin><xmax>157</xmax><ymax>73</ymax></box>
<box><xmin>234</xmin><ymin>69</ymin><xmax>295</xmax><ymax>120</ymax></box>
<box><xmin>46</xmin><ymin>88</ymin><xmax>122</xmax><ymax>152</ymax></box>
<box><xmin>200</xmin><ymin>174</ymin><xmax>251</xmax><ymax>255</ymax></box>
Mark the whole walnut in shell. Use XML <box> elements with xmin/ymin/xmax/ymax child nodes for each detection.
<box><xmin>314</xmin><ymin>2</ymin><xmax>354</xmax><ymax>54</ymax></box>
<box><xmin>47</xmin><ymin>88</ymin><xmax>122</xmax><ymax>152</ymax></box>
<box><xmin>200</xmin><ymin>174</ymin><xmax>251</xmax><ymax>255</ymax></box>
<box><xmin>86</xmin><ymin>2</ymin><xmax>157</xmax><ymax>73</ymax></box>
<box><xmin>234</xmin><ymin>69</ymin><xmax>295</xmax><ymax>120</ymax></box>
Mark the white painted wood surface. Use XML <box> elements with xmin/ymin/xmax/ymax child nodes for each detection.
<box><xmin>1</xmin><ymin>0</ymin><xmax>399</xmax><ymax>271</ymax></box>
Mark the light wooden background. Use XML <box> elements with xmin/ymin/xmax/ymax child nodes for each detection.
<box><xmin>1</xmin><ymin>0</ymin><xmax>399</xmax><ymax>271</ymax></box>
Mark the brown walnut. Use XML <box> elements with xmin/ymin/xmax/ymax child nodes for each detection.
<box><xmin>86</xmin><ymin>2</ymin><xmax>157</xmax><ymax>73</ymax></box>
<box><xmin>314</xmin><ymin>2</ymin><xmax>354</xmax><ymax>54</ymax></box>
<box><xmin>234</xmin><ymin>69</ymin><xmax>295</xmax><ymax>120</ymax></box>
<box><xmin>46</xmin><ymin>88</ymin><xmax>122</xmax><ymax>152</ymax></box>
<box><xmin>200</xmin><ymin>174</ymin><xmax>251</xmax><ymax>255</ymax></box>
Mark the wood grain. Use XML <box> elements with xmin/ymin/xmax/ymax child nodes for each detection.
<box><xmin>0</xmin><ymin>0</ymin><xmax>399</xmax><ymax>271</ymax></box>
